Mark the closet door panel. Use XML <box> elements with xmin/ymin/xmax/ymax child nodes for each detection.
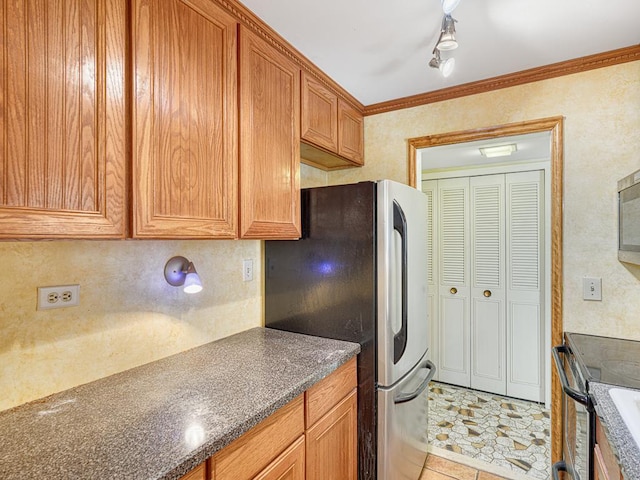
<box><xmin>422</xmin><ymin>180</ymin><xmax>439</xmax><ymax>379</ymax></box>
<box><xmin>506</xmin><ymin>170</ymin><xmax>544</xmax><ymax>402</ymax></box>
<box><xmin>470</xmin><ymin>175</ymin><xmax>506</xmax><ymax>394</ymax></box>
<box><xmin>437</xmin><ymin>177</ymin><xmax>470</xmax><ymax>387</ymax></box>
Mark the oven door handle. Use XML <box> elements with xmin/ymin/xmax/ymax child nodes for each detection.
<box><xmin>552</xmin><ymin>345</ymin><xmax>591</xmax><ymax>407</ymax></box>
<box><xmin>552</xmin><ymin>461</ymin><xmax>571</xmax><ymax>480</ymax></box>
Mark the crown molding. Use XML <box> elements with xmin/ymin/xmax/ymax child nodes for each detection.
<box><xmin>212</xmin><ymin>0</ymin><xmax>364</xmax><ymax>112</ymax></box>
<box><xmin>364</xmin><ymin>45</ymin><xmax>640</xmax><ymax>116</ymax></box>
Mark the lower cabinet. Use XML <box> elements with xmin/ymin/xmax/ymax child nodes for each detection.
<box><xmin>594</xmin><ymin>415</ymin><xmax>623</xmax><ymax>480</ymax></box>
<box><xmin>179</xmin><ymin>358</ymin><xmax>357</xmax><ymax>480</ymax></box>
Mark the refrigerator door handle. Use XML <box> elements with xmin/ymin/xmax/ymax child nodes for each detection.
<box><xmin>394</xmin><ymin>360</ymin><xmax>436</xmax><ymax>404</ymax></box>
<box><xmin>392</xmin><ymin>200</ymin><xmax>408</xmax><ymax>364</ymax></box>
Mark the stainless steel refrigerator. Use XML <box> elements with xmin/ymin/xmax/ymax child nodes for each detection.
<box><xmin>265</xmin><ymin>180</ymin><xmax>435</xmax><ymax>480</ymax></box>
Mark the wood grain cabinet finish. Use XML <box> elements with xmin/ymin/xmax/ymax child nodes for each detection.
<box><xmin>301</xmin><ymin>73</ymin><xmax>338</xmax><ymax>153</ymax></box>
<box><xmin>238</xmin><ymin>26</ymin><xmax>301</xmax><ymax>239</ymax></box>
<box><xmin>253</xmin><ymin>436</ymin><xmax>305</xmax><ymax>480</ymax></box>
<box><xmin>594</xmin><ymin>416</ymin><xmax>623</xmax><ymax>480</ymax></box>
<box><xmin>300</xmin><ymin>72</ymin><xmax>364</xmax><ymax>170</ymax></box>
<box><xmin>179</xmin><ymin>462</ymin><xmax>207</xmax><ymax>480</ymax></box>
<box><xmin>132</xmin><ymin>0</ymin><xmax>238</xmax><ymax>238</ymax></box>
<box><xmin>0</xmin><ymin>0</ymin><xmax>127</xmax><ymax>238</ymax></box>
<box><xmin>337</xmin><ymin>99</ymin><xmax>364</xmax><ymax>166</ymax></box>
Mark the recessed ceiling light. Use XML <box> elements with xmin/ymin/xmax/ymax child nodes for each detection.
<box><xmin>479</xmin><ymin>144</ymin><xmax>518</xmax><ymax>158</ymax></box>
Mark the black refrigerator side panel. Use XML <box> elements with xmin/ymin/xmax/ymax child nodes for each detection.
<box><xmin>265</xmin><ymin>181</ymin><xmax>377</xmax><ymax>480</ymax></box>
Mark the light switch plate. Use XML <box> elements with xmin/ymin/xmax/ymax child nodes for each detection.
<box><xmin>582</xmin><ymin>277</ymin><xmax>602</xmax><ymax>301</ymax></box>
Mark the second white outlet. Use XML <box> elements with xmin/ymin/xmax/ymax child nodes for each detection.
<box><xmin>37</xmin><ymin>285</ymin><xmax>80</xmax><ymax>310</ymax></box>
<box><xmin>243</xmin><ymin>259</ymin><xmax>254</xmax><ymax>282</ymax></box>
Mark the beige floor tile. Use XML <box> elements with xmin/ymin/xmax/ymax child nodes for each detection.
<box><xmin>478</xmin><ymin>472</ymin><xmax>508</xmax><ymax>480</ymax></box>
<box><xmin>420</xmin><ymin>468</ymin><xmax>460</xmax><ymax>480</ymax></box>
<box><xmin>424</xmin><ymin>454</ymin><xmax>478</xmax><ymax>480</ymax></box>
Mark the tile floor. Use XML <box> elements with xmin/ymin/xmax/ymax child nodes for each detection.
<box><xmin>426</xmin><ymin>382</ymin><xmax>551</xmax><ymax>480</ymax></box>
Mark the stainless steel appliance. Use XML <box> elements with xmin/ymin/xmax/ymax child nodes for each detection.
<box><xmin>618</xmin><ymin>168</ymin><xmax>640</xmax><ymax>265</ymax></box>
<box><xmin>552</xmin><ymin>333</ymin><xmax>640</xmax><ymax>480</ymax></box>
<box><xmin>265</xmin><ymin>180</ymin><xmax>435</xmax><ymax>480</ymax></box>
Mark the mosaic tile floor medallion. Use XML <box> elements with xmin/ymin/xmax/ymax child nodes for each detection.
<box><xmin>426</xmin><ymin>382</ymin><xmax>551</xmax><ymax>480</ymax></box>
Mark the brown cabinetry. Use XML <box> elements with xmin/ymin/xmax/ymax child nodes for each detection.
<box><xmin>132</xmin><ymin>0</ymin><xmax>238</xmax><ymax>238</ymax></box>
<box><xmin>300</xmin><ymin>72</ymin><xmax>363</xmax><ymax>170</ymax></box>
<box><xmin>239</xmin><ymin>26</ymin><xmax>301</xmax><ymax>239</ymax></box>
<box><xmin>0</xmin><ymin>0</ymin><xmax>127</xmax><ymax>238</ymax></box>
<box><xmin>594</xmin><ymin>415</ymin><xmax>623</xmax><ymax>480</ymax></box>
<box><xmin>305</xmin><ymin>357</ymin><xmax>358</xmax><ymax>480</ymax></box>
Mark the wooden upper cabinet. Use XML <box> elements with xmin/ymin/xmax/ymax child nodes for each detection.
<box><xmin>238</xmin><ymin>26</ymin><xmax>301</xmax><ymax>239</ymax></box>
<box><xmin>132</xmin><ymin>0</ymin><xmax>238</xmax><ymax>238</ymax></box>
<box><xmin>0</xmin><ymin>0</ymin><xmax>127</xmax><ymax>238</ymax></box>
<box><xmin>300</xmin><ymin>72</ymin><xmax>363</xmax><ymax>170</ymax></box>
<box><xmin>301</xmin><ymin>72</ymin><xmax>338</xmax><ymax>153</ymax></box>
<box><xmin>337</xmin><ymin>99</ymin><xmax>364</xmax><ymax>166</ymax></box>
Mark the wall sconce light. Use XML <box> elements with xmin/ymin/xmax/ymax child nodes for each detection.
<box><xmin>164</xmin><ymin>256</ymin><xmax>203</xmax><ymax>294</ymax></box>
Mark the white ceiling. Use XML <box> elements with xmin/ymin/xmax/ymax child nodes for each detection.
<box><xmin>240</xmin><ymin>0</ymin><xmax>640</xmax><ymax>106</ymax></box>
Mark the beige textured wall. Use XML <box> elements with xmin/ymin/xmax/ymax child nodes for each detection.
<box><xmin>330</xmin><ymin>61</ymin><xmax>640</xmax><ymax>340</ymax></box>
<box><xmin>0</xmin><ymin>239</ymin><xmax>261</xmax><ymax>411</ymax></box>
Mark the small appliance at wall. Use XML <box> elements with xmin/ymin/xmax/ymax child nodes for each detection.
<box><xmin>265</xmin><ymin>180</ymin><xmax>435</xmax><ymax>480</ymax></box>
<box><xmin>618</xmin><ymin>168</ymin><xmax>640</xmax><ymax>265</ymax></box>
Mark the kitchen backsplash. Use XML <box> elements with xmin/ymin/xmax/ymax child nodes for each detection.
<box><xmin>0</xmin><ymin>239</ymin><xmax>261</xmax><ymax>412</ymax></box>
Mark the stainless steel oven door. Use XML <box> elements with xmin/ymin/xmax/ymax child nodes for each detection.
<box><xmin>552</xmin><ymin>345</ymin><xmax>594</xmax><ymax>480</ymax></box>
<box><xmin>377</xmin><ymin>353</ymin><xmax>436</xmax><ymax>480</ymax></box>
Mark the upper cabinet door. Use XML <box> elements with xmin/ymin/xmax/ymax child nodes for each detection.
<box><xmin>239</xmin><ymin>26</ymin><xmax>301</xmax><ymax>239</ymax></box>
<box><xmin>0</xmin><ymin>0</ymin><xmax>127</xmax><ymax>238</ymax></box>
<box><xmin>301</xmin><ymin>72</ymin><xmax>338</xmax><ymax>152</ymax></box>
<box><xmin>132</xmin><ymin>0</ymin><xmax>238</xmax><ymax>238</ymax></box>
<box><xmin>337</xmin><ymin>99</ymin><xmax>364</xmax><ymax>166</ymax></box>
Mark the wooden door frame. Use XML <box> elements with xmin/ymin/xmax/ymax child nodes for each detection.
<box><xmin>407</xmin><ymin>116</ymin><xmax>564</xmax><ymax>466</ymax></box>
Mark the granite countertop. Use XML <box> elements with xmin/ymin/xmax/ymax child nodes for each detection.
<box><xmin>590</xmin><ymin>382</ymin><xmax>640</xmax><ymax>480</ymax></box>
<box><xmin>0</xmin><ymin>327</ymin><xmax>360</xmax><ymax>480</ymax></box>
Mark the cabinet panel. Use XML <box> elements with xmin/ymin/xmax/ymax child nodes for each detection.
<box><xmin>179</xmin><ymin>462</ymin><xmax>206</xmax><ymax>480</ymax></box>
<box><xmin>337</xmin><ymin>99</ymin><xmax>364</xmax><ymax>166</ymax></box>
<box><xmin>239</xmin><ymin>26</ymin><xmax>301</xmax><ymax>239</ymax></box>
<box><xmin>132</xmin><ymin>0</ymin><xmax>237</xmax><ymax>238</ymax></box>
<box><xmin>301</xmin><ymin>73</ymin><xmax>338</xmax><ymax>152</ymax></box>
<box><xmin>306</xmin><ymin>390</ymin><xmax>357</xmax><ymax>480</ymax></box>
<box><xmin>305</xmin><ymin>357</ymin><xmax>357</xmax><ymax>427</ymax></box>
<box><xmin>254</xmin><ymin>436</ymin><xmax>305</xmax><ymax>480</ymax></box>
<box><xmin>0</xmin><ymin>0</ymin><xmax>126</xmax><ymax>238</ymax></box>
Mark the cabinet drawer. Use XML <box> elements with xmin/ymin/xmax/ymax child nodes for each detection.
<box><xmin>305</xmin><ymin>358</ymin><xmax>357</xmax><ymax>427</ymax></box>
<box><xmin>212</xmin><ymin>395</ymin><xmax>304</xmax><ymax>480</ymax></box>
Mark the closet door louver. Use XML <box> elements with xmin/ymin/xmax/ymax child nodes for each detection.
<box><xmin>422</xmin><ymin>180</ymin><xmax>439</xmax><ymax>379</ymax></box>
<box><xmin>437</xmin><ymin>177</ymin><xmax>470</xmax><ymax>387</ymax></box>
<box><xmin>506</xmin><ymin>170</ymin><xmax>544</xmax><ymax>401</ymax></box>
<box><xmin>470</xmin><ymin>175</ymin><xmax>506</xmax><ymax>394</ymax></box>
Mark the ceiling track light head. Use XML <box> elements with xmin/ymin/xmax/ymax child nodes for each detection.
<box><xmin>441</xmin><ymin>0</ymin><xmax>461</xmax><ymax>15</ymax></box>
<box><xmin>436</xmin><ymin>14</ymin><xmax>458</xmax><ymax>51</ymax></box>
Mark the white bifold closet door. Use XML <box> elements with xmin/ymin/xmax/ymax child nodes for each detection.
<box><xmin>424</xmin><ymin>171</ymin><xmax>544</xmax><ymax>402</ymax></box>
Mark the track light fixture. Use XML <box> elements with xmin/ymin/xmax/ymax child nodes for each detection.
<box><xmin>429</xmin><ymin>2</ymin><xmax>461</xmax><ymax>77</ymax></box>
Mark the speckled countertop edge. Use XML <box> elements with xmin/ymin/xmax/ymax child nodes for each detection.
<box><xmin>590</xmin><ymin>382</ymin><xmax>640</xmax><ymax>480</ymax></box>
<box><xmin>0</xmin><ymin>327</ymin><xmax>360</xmax><ymax>480</ymax></box>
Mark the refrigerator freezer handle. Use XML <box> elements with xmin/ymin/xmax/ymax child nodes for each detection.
<box><xmin>394</xmin><ymin>360</ymin><xmax>437</xmax><ymax>404</ymax></box>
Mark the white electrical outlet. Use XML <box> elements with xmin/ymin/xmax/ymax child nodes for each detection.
<box><xmin>37</xmin><ymin>285</ymin><xmax>80</xmax><ymax>310</ymax></box>
<box><xmin>582</xmin><ymin>277</ymin><xmax>602</xmax><ymax>301</ymax></box>
<box><xmin>243</xmin><ymin>259</ymin><xmax>254</xmax><ymax>282</ymax></box>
